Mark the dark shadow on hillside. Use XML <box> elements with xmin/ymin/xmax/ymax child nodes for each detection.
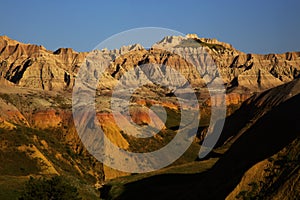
<box><xmin>216</xmin><ymin>79</ymin><xmax>300</xmax><ymax>147</ymax></box>
<box><xmin>114</xmin><ymin>94</ymin><xmax>300</xmax><ymax>200</ymax></box>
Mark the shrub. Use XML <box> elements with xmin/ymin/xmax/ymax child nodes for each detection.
<box><xmin>19</xmin><ymin>176</ymin><xmax>81</xmax><ymax>200</ymax></box>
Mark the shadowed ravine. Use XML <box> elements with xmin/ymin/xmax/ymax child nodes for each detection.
<box><xmin>111</xmin><ymin>92</ymin><xmax>300</xmax><ymax>200</ymax></box>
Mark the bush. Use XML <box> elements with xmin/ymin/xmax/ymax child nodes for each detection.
<box><xmin>19</xmin><ymin>176</ymin><xmax>82</xmax><ymax>200</ymax></box>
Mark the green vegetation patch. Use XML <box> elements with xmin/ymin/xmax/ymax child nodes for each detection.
<box><xmin>18</xmin><ymin>176</ymin><xmax>82</xmax><ymax>200</ymax></box>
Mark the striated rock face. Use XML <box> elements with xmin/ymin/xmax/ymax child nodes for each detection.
<box><xmin>96</xmin><ymin>112</ymin><xmax>130</xmax><ymax>149</ymax></box>
<box><xmin>0</xmin><ymin>34</ymin><xmax>300</xmax><ymax>193</ymax></box>
<box><xmin>204</xmin><ymin>92</ymin><xmax>251</xmax><ymax>107</ymax></box>
<box><xmin>31</xmin><ymin>109</ymin><xmax>63</xmax><ymax>129</ymax></box>
<box><xmin>1</xmin><ymin>35</ymin><xmax>300</xmax><ymax>93</ymax></box>
<box><xmin>156</xmin><ymin>35</ymin><xmax>300</xmax><ymax>92</ymax></box>
<box><xmin>0</xmin><ymin>36</ymin><xmax>87</xmax><ymax>91</ymax></box>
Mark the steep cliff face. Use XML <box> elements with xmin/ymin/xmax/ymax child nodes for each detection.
<box><xmin>155</xmin><ymin>34</ymin><xmax>300</xmax><ymax>92</ymax></box>
<box><xmin>1</xmin><ymin>34</ymin><xmax>299</xmax><ymax>166</ymax></box>
<box><xmin>0</xmin><ymin>35</ymin><xmax>300</xmax><ymax>197</ymax></box>
<box><xmin>0</xmin><ymin>36</ymin><xmax>86</xmax><ymax>91</ymax></box>
<box><xmin>1</xmin><ymin>35</ymin><xmax>300</xmax><ymax>93</ymax></box>
<box><xmin>217</xmin><ymin>52</ymin><xmax>300</xmax><ymax>91</ymax></box>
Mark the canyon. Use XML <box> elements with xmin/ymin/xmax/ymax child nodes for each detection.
<box><xmin>0</xmin><ymin>34</ymin><xmax>300</xmax><ymax>199</ymax></box>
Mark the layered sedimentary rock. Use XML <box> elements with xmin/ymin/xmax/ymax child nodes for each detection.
<box><xmin>0</xmin><ymin>36</ymin><xmax>86</xmax><ymax>90</ymax></box>
<box><xmin>1</xmin><ymin>34</ymin><xmax>300</xmax><ymax>189</ymax></box>
<box><xmin>1</xmin><ymin>35</ymin><xmax>300</xmax><ymax>93</ymax></box>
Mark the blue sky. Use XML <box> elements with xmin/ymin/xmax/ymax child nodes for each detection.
<box><xmin>1</xmin><ymin>0</ymin><xmax>300</xmax><ymax>54</ymax></box>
